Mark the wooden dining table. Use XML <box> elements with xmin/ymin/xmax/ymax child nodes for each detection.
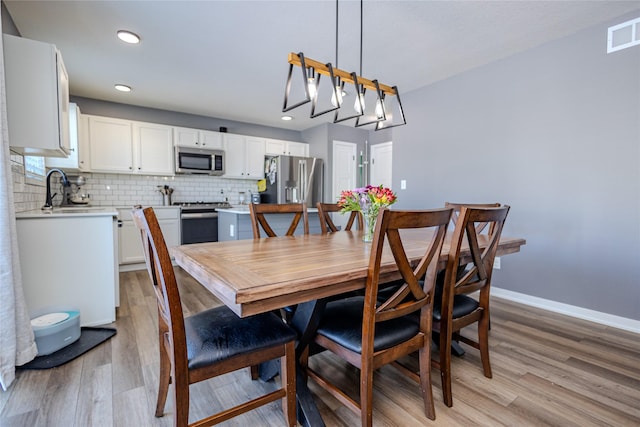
<box><xmin>171</xmin><ymin>230</ymin><xmax>526</xmax><ymax>427</ymax></box>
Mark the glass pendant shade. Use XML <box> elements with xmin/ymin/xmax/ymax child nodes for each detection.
<box><xmin>354</xmin><ymin>92</ymin><xmax>365</xmax><ymax>114</ymax></box>
<box><xmin>330</xmin><ymin>77</ymin><xmax>344</xmax><ymax>107</ymax></box>
<box><xmin>307</xmin><ymin>68</ymin><xmax>317</xmax><ymax>99</ymax></box>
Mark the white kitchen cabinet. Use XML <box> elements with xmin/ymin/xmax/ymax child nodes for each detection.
<box><xmin>174</xmin><ymin>127</ymin><xmax>223</xmax><ymax>149</ymax></box>
<box><xmin>117</xmin><ymin>207</ymin><xmax>180</xmax><ymax>265</ymax></box>
<box><xmin>87</xmin><ymin>115</ymin><xmax>174</xmax><ymax>175</ymax></box>
<box><xmin>4</xmin><ymin>34</ymin><xmax>70</xmax><ymax>157</ymax></box>
<box><xmin>223</xmin><ymin>134</ymin><xmax>265</xmax><ymax>179</ymax></box>
<box><xmin>88</xmin><ymin>115</ymin><xmax>133</xmax><ymax>173</ymax></box>
<box><xmin>265</xmin><ymin>138</ymin><xmax>309</xmax><ymax>157</ymax></box>
<box><xmin>16</xmin><ymin>211</ymin><xmax>118</xmax><ymax>326</ymax></box>
<box><xmin>134</xmin><ymin>122</ymin><xmax>174</xmax><ymax>175</ymax></box>
<box><xmin>46</xmin><ymin>103</ymin><xmax>91</xmax><ymax>171</ymax></box>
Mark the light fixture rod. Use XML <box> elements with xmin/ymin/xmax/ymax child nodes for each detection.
<box><xmin>287</xmin><ymin>52</ymin><xmax>396</xmax><ymax>95</ymax></box>
<box><xmin>335</xmin><ymin>0</ymin><xmax>339</xmax><ymax>68</ymax></box>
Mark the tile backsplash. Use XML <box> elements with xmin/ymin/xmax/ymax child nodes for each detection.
<box><xmin>11</xmin><ymin>153</ymin><xmax>259</xmax><ymax>213</ymax></box>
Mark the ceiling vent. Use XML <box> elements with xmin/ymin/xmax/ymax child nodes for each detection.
<box><xmin>607</xmin><ymin>17</ymin><xmax>640</xmax><ymax>53</ymax></box>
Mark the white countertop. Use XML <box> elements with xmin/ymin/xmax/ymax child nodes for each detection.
<box><xmin>17</xmin><ymin>206</ymin><xmax>119</xmax><ymax>218</ymax></box>
<box><xmin>217</xmin><ymin>206</ymin><xmax>318</xmax><ymax>214</ymax></box>
<box><xmin>16</xmin><ymin>206</ymin><xmax>119</xmax><ymax>219</ymax></box>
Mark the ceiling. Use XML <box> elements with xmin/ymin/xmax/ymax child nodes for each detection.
<box><xmin>5</xmin><ymin>1</ymin><xmax>639</xmax><ymax>131</ymax></box>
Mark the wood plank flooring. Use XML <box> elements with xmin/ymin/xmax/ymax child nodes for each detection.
<box><xmin>1</xmin><ymin>268</ymin><xmax>638</xmax><ymax>426</ymax></box>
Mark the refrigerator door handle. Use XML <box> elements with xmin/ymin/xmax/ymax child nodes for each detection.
<box><xmin>299</xmin><ymin>159</ymin><xmax>307</xmax><ymax>203</ymax></box>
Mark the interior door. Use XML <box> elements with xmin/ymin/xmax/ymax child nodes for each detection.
<box><xmin>370</xmin><ymin>141</ymin><xmax>392</xmax><ymax>188</ymax></box>
<box><xmin>332</xmin><ymin>140</ymin><xmax>357</xmax><ymax>229</ymax></box>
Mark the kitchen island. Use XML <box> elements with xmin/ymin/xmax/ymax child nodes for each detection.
<box><xmin>16</xmin><ymin>207</ymin><xmax>119</xmax><ymax>326</ymax></box>
<box><xmin>217</xmin><ymin>206</ymin><xmax>322</xmax><ymax>241</ymax></box>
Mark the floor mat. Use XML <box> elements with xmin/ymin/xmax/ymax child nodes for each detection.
<box><xmin>18</xmin><ymin>327</ymin><xmax>117</xmax><ymax>370</ymax></box>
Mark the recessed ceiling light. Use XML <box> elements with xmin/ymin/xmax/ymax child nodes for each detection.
<box><xmin>117</xmin><ymin>30</ymin><xmax>140</xmax><ymax>44</ymax></box>
<box><xmin>115</xmin><ymin>84</ymin><xmax>131</xmax><ymax>92</ymax></box>
<box><xmin>281</xmin><ymin>115</ymin><xmax>293</xmax><ymax>121</ymax></box>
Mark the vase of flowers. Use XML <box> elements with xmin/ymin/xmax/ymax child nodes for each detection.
<box><xmin>338</xmin><ymin>185</ymin><xmax>398</xmax><ymax>242</ymax></box>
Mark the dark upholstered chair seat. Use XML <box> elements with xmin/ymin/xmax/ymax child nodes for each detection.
<box><xmin>186</xmin><ymin>306</ymin><xmax>297</xmax><ymax>370</ymax></box>
<box><xmin>432</xmin><ymin>295</ymin><xmax>479</xmax><ymax>321</ymax></box>
<box><xmin>316</xmin><ymin>297</ymin><xmax>420</xmax><ymax>354</ymax></box>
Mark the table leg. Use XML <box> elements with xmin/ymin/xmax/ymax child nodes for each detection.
<box><xmin>290</xmin><ymin>299</ymin><xmax>327</xmax><ymax>427</ymax></box>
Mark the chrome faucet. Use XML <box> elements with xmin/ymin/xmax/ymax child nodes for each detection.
<box><xmin>42</xmin><ymin>168</ymin><xmax>70</xmax><ymax>210</ymax></box>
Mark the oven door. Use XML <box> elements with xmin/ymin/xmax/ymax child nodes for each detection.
<box><xmin>181</xmin><ymin>211</ymin><xmax>218</xmax><ymax>244</ymax></box>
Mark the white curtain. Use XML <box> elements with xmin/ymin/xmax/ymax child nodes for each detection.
<box><xmin>0</xmin><ymin>12</ymin><xmax>38</xmax><ymax>390</ymax></box>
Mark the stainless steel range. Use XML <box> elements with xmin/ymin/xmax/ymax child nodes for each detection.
<box><xmin>173</xmin><ymin>201</ymin><xmax>232</xmax><ymax>244</ymax></box>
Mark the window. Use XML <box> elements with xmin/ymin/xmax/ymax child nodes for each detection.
<box><xmin>25</xmin><ymin>155</ymin><xmax>46</xmax><ymax>186</ymax></box>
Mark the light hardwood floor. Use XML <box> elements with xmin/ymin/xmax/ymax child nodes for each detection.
<box><xmin>1</xmin><ymin>268</ymin><xmax>639</xmax><ymax>426</ymax></box>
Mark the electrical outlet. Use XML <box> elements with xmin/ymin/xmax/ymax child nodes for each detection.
<box><xmin>230</xmin><ymin>224</ymin><xmax>234</xmax><ymax>237</ymax></box>
<box><xmin>493</xmin><ymin>257</ymin><xmax>501</xmax><ymax>269</ymax></box>
<box><xmin>401</xmin><ymin>180</ymin><xmax>407</xmax><ymax>190</ymax></box>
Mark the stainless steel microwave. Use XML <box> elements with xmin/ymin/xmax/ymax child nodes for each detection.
<box><xmin>175</xmin><ymin>146</ymin><xmax>224</xmax><ymax>175</ymax></box>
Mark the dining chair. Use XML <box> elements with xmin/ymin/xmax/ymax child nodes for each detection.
<box><xmin>316</xmin><ymin>202</ymin><xmax>363</xmax><ymax>233</ymax></box>
<box><xmin>131</xmin><ymin>206</ymin><xmax>297</xmax><ymax>427</ymax></box>
<box><xmin>249</xmin><ymin>202</ymin><xmax>309</xmax><ymax>238</ymax></box>
<box><xmin>302</xmin><ymin>207</ymin><xmax>453</xmax><ymax>427</ymax></box>
<box><xmin>433</xmin><ymin>205</ymin><xmax>509</xmax><ymax>407</ymax></box>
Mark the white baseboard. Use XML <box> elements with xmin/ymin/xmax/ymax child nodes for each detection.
<box><xmin>492</xmin><ymin>287</ymin><xmax>640</xmax><ymax>334</ymax></box>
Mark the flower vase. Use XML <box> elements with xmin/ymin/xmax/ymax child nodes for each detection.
<box><xmin>362</xmin><ymin>212</ymin><xmax>376</xmax><ymax>242</ymax></box>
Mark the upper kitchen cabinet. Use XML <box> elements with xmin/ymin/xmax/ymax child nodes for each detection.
<box><xmin>88</xmin><ymin>116</ymin><xmax>134</xmax><ymax>173</ymax></box>
<box><xmin>265</xmin><ymin>138</ymin><xmax>309</xmax><ymax>157</ymax></box>
<box><xmin>174</xmin><ymin>127</ymin><xmax>223</xmax><ymax>149</ymax></box>
<box><xmin>87</xmin><ymin>115</ymin><xmax>174</xmax><ymax>175</ymax></box>
<box><xmin>46</xmin><ymin>103</ymin><xmax>91</xmax><ymax>171</ymax></box>
<box><xmin>223</xmin><ymin>134</ymin><xmax>265</xmax><ymax>179</ymax></box>
<box><xmin>134</xmin><ymin>122</ymin><xmax>174</xmax><ymax>175</ymax></box>
<box><xmin>4</xmin><ymin>35</ymin><xmax>70</xmax><ymax>157</ymax></box>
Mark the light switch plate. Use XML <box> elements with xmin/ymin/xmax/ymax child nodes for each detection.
<box><xmin>401</xmin><ymin>180</ymin><xmax>407</xmax><ymax>189</ymax></box>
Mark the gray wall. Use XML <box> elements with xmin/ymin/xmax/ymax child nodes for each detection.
<box><xmin>394</xmin><ymin>11</ymin><xmax>640</xmax><ymax>320</ymax></box>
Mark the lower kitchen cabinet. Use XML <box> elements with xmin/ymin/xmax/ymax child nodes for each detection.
<box><xmin>16</xmin><ymin>210</ymin><xmax>118</xmax><ymax>327</ymax></box>
<box><xmin>117</xmin><ymin>207</ymin><xmax>180</xmax><ymax>266</ymax></box>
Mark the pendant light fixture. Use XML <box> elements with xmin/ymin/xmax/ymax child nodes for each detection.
<box><xmin>282</xmin><ymin>0</ymin><xmax>406</xmax><ymax>129</ymax></box>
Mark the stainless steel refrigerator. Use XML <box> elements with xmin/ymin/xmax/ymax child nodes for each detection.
<box><xmin>262</xmin><ymin>155</ymin><xmax>323</xmax><ymax>207</ymax></box>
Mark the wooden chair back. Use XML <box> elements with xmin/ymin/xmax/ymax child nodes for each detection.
<box><xmin>367</xmin><ymin>208</ymin><xmax>452</xmax><ymax>328</ymax></box>
<box><xmin>249</xmin><ymin>202</ymin><xmax>309</xmax><ymax>238</ymax></box>
<box><xmin>444</xmin><ymin>206</ymin><xmax>509</xmax><ymax>301</ymax></box>
<box><xmin>316</xmin><ymin>202</ymin><xmax>363</xmax><ymax>233</ymax></box>
<box><xmin>445</xmin><ymin>202</ymin><xmax>501</xmax><ymax>234</ymax></box>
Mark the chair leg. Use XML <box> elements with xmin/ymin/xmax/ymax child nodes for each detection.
<box><xmin>439</xmin><ymin>328</ymin><xmax>454</xmax><ymax>407</ymax></box>
<box><xmin>280</xmin><ymin>341</ymin><xmax>297</xmax><ymax>427</ymax></box>
<box><xmin>478</xmin><ymin>314</ymin><xmax>492</xmax><ymax>378</ymax></box>
<box><xmin>250</xmin><ymin>364</ymin><xmax>259</xmax><ymax>380</ymax></box>
<box><xmin>359</xmin><ymin>362</ymin><xmax>374</xmax><ymax>427</ymax></box>
<box><xmin>155</xmin><ymin>339</ymin><xmax>171</xmax><ymax>417</ymax></box>
<box><xmin>418</xmin><ymin>340</ymin><xmax>436</xmax><ymax>420</ymax></box>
